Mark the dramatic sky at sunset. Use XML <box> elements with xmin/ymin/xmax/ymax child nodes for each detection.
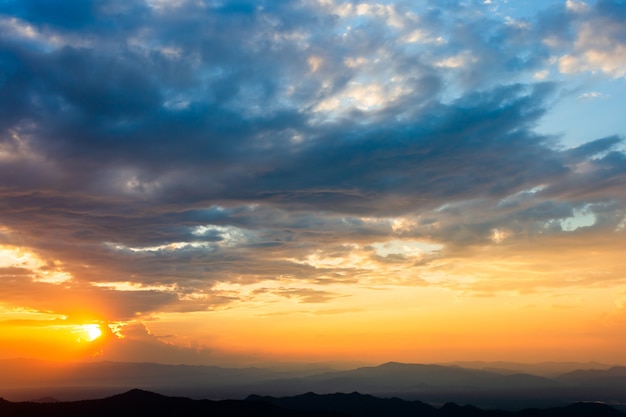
<box><xmin>1</xmin><ymin>0</ymin><xmax>625</xmax><ymax>367</ymax></box>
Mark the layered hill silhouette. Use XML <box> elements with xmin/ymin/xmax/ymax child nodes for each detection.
<box><xmin>251</xmin><ymin>392</ymin><xmax>626</xmax><ymax>417</ymax></box>
<box><xmin>1</xmin><ymin>359</ymin><xmax>625</xmax><ymax>410</ymax></box>
<box><xmin>0</xmin><ymin>389</ymin><xmax>623</xmax><ymax>417</ymax></box>
<box><xmin>0</xmin><ymin>389</ymin><xmax>302</xmax><ymax>417</ymax></box>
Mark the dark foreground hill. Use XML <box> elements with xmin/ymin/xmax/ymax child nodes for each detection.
<box><xmin>0</xmin><ymin>389</ymin><xmax>323</xmax><ymax>417</ymax></box>
<box><xmin>0</xmin><ymin>389</ymin><xmax>623</xmax><ymax>417</ymax></box>
<box><xmin>250</xmin><ymin>392</ymin><xmax>625</xmax><ymax>417</ymax></box>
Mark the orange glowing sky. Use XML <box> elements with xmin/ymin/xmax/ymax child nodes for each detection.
<box><xmin>1</xmin><ymin>0</ymin><xmax>626</xmax><ymax>367</ymax></box>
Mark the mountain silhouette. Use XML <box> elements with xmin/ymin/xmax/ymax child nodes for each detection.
<box><xmin>2</xmin><ymin>359</ymin><xmax>625</xmax><ymax>410</ymax></box>
<box><xmin>0</xmin><ymin>389</ymin><xmax>309</xmax><ymax>417</ymax></box>
<box><xmin>248</xmin><ymin>391</ymin><xmax>438</xmax><ymax>417</ymax></box>
<box><xmin>0</xmin><ymin>389</ymin><xmax>623</xmax><ymax>417</ymax></box>
<box><xmin>247</xmin><ymin>391</ymin><xmax>624</xmax><ymax>417</ymax></box>
<box><xmin>297</xmin><ymin>362</ymin><xmax>558</xmax><ymax>391</ymax></box>
<box><xmin>557</xmin><ymin>366</ymin><xmax>626</xmax><ymax>383</ymax></box>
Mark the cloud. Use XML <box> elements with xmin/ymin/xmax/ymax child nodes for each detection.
<box><xmin>557</xmin><ymin>0</ymin><xmax>626</xmax><ymax>77</ymax></box>
<box><xmin>264</xmin><ymin>287</ymin><xmax>343</xmax><ymax>304</ymax></box>
<box><xmin>0</xmin><ymin>0</ymin><xmax>624</xmax><ymax>343</ymax></box>
<box><xmin>577</xmin><ymin>91</ymin><xmax>606</xmax><ymax>100</ymax></box>
<box><xmin>565</xmin><ymin>0</ymin><xmax>590</xmax><ymax>14</ymax></box>
<box><xmin>94</xmin><ymin>322</ymin><xmax>217</xmax><ymax>365</ymax></box>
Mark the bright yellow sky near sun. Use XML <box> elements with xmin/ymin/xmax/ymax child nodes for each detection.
<box><xmin>2</xmin><ymin>232</ymin><xmax>625</xmax><ymax>366</ymax></box>
<box><xmin>182</xmin><ymin>229</ymin><xmax>607</xmax><ymax>366</ymax></box>
<box><xmin>0</xmin><ymin>317</ymin><xmax>104</xmax><ymax>361</ymax></box>
<box><xmin>148</xmin><ymin>283</ymin><xmax>623</xmax><ymax>365</ymax></box>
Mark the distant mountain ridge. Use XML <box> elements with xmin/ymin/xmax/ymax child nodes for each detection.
<box><xmin>557</xmin><ymin>366</ymin><xmax>626</xmax><ymax>381</ymax></box>
<box><xmin>1</xmin><ymin>359</ymin><xmax>625</xmax><ymax>410</ymax></box>
<box><xmin>298</xmin><ymin>361</ymin><xmax>558</xmax><ymax>389</ymax></box>
<box><xmin>439</xmin><ymin>361</ymin><xmax>613</xmax><ymax>377</ymax></box>
<box><xmin>0</xmin><ymin>389</ymin><xmax>623</xmax><ymax>417</ymax></box>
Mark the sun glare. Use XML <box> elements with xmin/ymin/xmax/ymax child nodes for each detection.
<box><xmin>81</xmin><ymin>324</ymin><xmax>102</xmax><ymax>342</ymax></box>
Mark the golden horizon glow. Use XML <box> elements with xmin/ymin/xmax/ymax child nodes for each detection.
<box><xmin>1</xmin><ymin>231</ymin><xmax>626</xmax><ymax>365</ymax></box>
<box><xmin>0</xmin><ymin>319</ymin><xmax>107</xmax><ymax>362</ymax></box>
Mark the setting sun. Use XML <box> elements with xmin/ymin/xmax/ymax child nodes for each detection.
<box><xmin>79</xmin><ymin>324</ymin><xmax>102</xmax><ymax>342</ymax></box>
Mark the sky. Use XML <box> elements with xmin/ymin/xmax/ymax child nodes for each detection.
<box><xmin>0</xmin><ymin>0</ymin><xmax>625</xmax><ymax>367</ymax></box>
